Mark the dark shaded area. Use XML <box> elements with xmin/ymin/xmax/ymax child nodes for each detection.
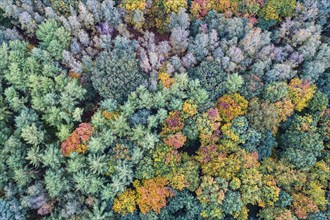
<box><xmin>181</xmin><ymin>139</ymin><xmax>201</xmax><ymax>156</ymax></box>
<box><xmin>247</xmin><ymin>204</ymin><xmax>261</xmax><ymax>219</ymax></box>
<box><xmin>0</xmin><ymin>9</ymin><xmax>13</xmax><ymax>28</ymax></box>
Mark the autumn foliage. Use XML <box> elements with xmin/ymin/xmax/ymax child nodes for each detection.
<box><xmin>216</xmin><ymin>93</ymin><xmax>248</xmax><ymax>122</ymax></box>
<box><xmin>134</xmin><ymin>177</ymin><xmax>174</xmax><ymax>214</ymax></box>
<box><xmin>60</xmin><ymin>123</ymin><xmax>93</xmax><ymax>156</ymax></box>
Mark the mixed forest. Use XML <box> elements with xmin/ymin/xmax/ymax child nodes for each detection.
<box><xmin>0</xmin><ymin>0</ymin><xmax>329</xmax><ymax>219</ymax></box>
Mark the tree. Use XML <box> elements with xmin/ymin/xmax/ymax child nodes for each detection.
<box><xmin>188</xmin><ymin>60</ymin><xmax>227</xmax><ymax>101</ymax></box>
<box><xmin>36</xmin><ymin>19</ymin><xmax>70</xmax><ymax>60</ymax></box>
<box><xmin>216</xmin><ymin>93</ymin><xmax>248</xmax><ymax>123</ymax></box>
<box><xmin>91</xmin><ymin>37</ymin><xmax>146</xmax><ymax>103</ymax></box>
<box><xmin>280</xmin><ymin>115</ymin><xmax>324</xmax><ymax>169</ymax></box>
<box><xmin>113</xmin><ymin>189</ymin><xmax>137</xmax><ymax>216</ymax></box>
<box><xmin>134</xmin><ymin>177</ymin><xmax>174</xmax><ymax>214</ymax></box>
